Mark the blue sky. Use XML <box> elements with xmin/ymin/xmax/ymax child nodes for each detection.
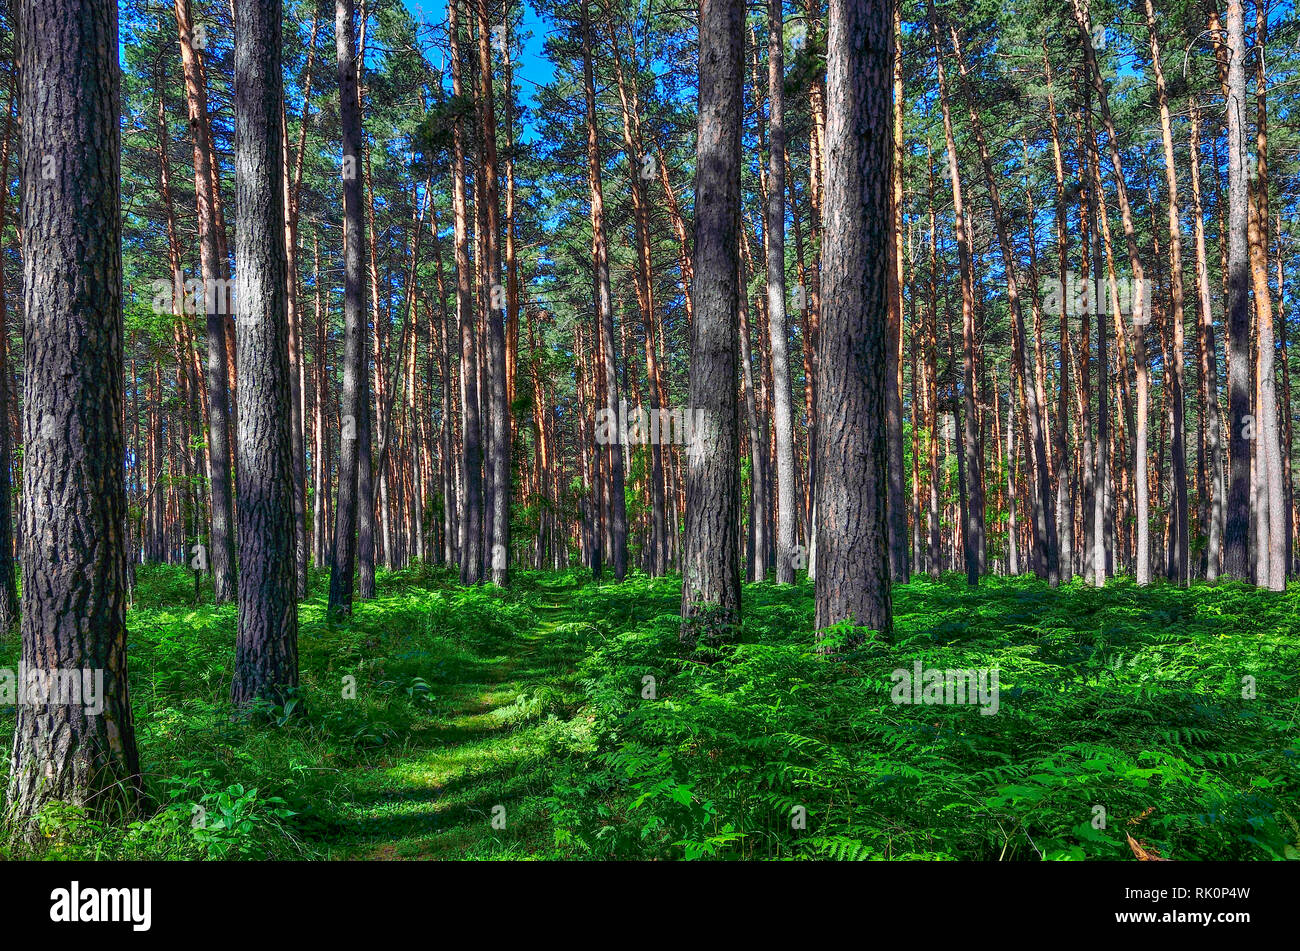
<box><xmin>402</xmin><ymin>0</ymin><xmax>554</xmax><ymax>144</ymax></box>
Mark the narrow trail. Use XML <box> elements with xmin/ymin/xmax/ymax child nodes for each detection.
<box><xmin>334</xmin><ymin>577</ymin><xmax>586</xmax><ymax>860</ymax></box>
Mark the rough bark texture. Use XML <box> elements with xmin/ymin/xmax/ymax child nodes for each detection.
<box><xmin>7</xmin><ymin>0</ymin><xmax>144</xmax><ymax>826</ymax></box>
<box><xmin>231</xmin><ymin>0</ymin><xmax>300</xmax><ymax>706</ymax></box>
<box><xmin>0</xmin><ymin>74</ymin><xmax>19</xmax><ymax>630</ymax></box>
<box><xmin>327</xmin><ymin>0</ymin><xmax>368</xmax><ymax>614</ymax></box>
<box><xmin>814</xmin><ymin>0</ymin><xmax>893</xmax><ymax>640</ymax></box>
<box><xmin>1222</xmin><ymin>0</ymin><xmax>1252</xmax><ymax>581</ymax></box>
<box><xmin>680</xmin><ymin>0</ymin><xmax>743</xmax><ymax>645</ymax></box>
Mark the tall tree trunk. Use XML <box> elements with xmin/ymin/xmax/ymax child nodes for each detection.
<box><xmin>0</xmin><ymin>68</ymin><xmax>19</xmax><ymax>629</ymax></box>
<box><xmin>581</xmin><ymin>0</ymin><xmax>626</xmax><ymax>582</ymax></box>
<box><xmin>174</xmin><ymin>0</ymin><xmax>236</xmax><ymax>603</ymax></box>
<box><xmin>1142</xmin><ymin>0</ymin><xmax>1189</xmax><ymax>584</ymax></box>
<box><xmin>451</xmin><ymin>0</ymin><xmax>482</xmax><ymax>584</ymax></box>
<box><xmin>766</xmin><ymin>0</ymin><xmax>797</xmax><ymax>584</ymax></box>
<box><xmin>232</xmin><ymin>0</ymin><xmax>299</xmax><ymax>705</ymax></box>
<box><xmin>327</xmin><ymin>0</ymin><xmax>369</xmax><ymax>614</ymax></box>
<box><xmin>884</xmin><ymin>1</ymin><xmax>908</xmax><ymax>582</ymax></box>
<box><xmin>312</xmin><ymin>234</ymin><xmax>330</xmax><ymax>569</ymax></box>
<box><xmin>931</xmin><ymin>10</ymin><xmax>984</xmax><ymax>587</ymax></box>
<box><xmin>355</xmin><ymin>3</ymin><xmax>376</xmax><ymax>599</ymax></box>
<box><xmin>607</xmin><ymin>23</ymin><xmax>668</xmax><ymax>576</ymax></box>
<box><xmin>1250</xmin><ymin>6</ymin><xmax>1284</xmax><ymax>589</ymax></box>
<box><xmin>479</xmin><ymin>0</ymin><xmax>511</xmax><ymax>586</ymax></box>
<box><xmin>1222</xmin><ymin>0</ymin><xmax>1252</xmax><ymax>581</ymax></box>
<box><xmin>1043</xmin><ymin>47</ymin><xmax>1073</xmax><ymax>582</ymax></box>
<box><xmin>925</xmin><ymin>143</ymin><xmax>941</xmax><ymax>578</ymax></box>
<box><xmin>814</xmin><ymin>0</ymin><xmax>893</xmax><ymax>639</ymax></box>
<box><xmin>680</xmin><ymin>0</ymin><xmax>743</xmax><ymax>644</ymax></box>
<box><xmin>7</xmin><ymin>0</ymin><xmax>144</xmax><ymax>826</ymax></box>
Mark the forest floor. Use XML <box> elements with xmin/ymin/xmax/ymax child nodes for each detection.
<box><xmin>331</xmin><ymin>575</ymin><xmax>588</xmax><ymax>859</ymax></box>
<box><xmin>1</xmin><ymin>563</ymin><xmax>1298</xmax><ymax>861</ymax></box>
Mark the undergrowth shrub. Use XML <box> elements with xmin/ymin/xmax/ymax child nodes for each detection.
<box><xmin>545</xmin><ymin>574</ymin><xmax>1300</xmax><ymax>861</ymax></box>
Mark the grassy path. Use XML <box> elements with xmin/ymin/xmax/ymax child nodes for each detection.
<box><xmin>331</xmin><ymin>577</ymin><xmax>586</xmax><ymax>860</ymax></box>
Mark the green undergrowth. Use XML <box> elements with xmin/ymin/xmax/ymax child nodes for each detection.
<box><xmin>0</xmin><ymin>563</ymin><xmax>1296</xmax><ymax>860</ymax></box>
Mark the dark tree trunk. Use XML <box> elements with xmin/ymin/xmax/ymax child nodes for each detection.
<box><xmin>1222</xmin><ymin>0</ymin><xmax>1252</xmax><ymax>581</ymax></box>
<box><xmin>451</xmin><ymin>0</ymin><xmax>482</xmax><ymax>585</ymax></box>
<box><xmin>884</xmin><ymin>1</ymin><xmax>908</xmax><ymax>583</ymax></box>
<box><xmin>281</xmin><ymin>105</ymin><xmax>308</xmax><ymax>600</ymax></box>
<box><xmin>7</xmin><ymin>0</ymin><xmax>144</xmax><ymax>826</ymax></box>
<box><xmin>0</xmin><ymin>70</ymin><xmax>18</xmax><ymax>630</ymax></box>
<box><xmin>814</xmin><ymin>0</ymin><xmax>893</xmax><ymax>639</ymax></box>
<box><xmin>680</xmin><ymin>0</ymin><xmax>743</xmax><ymax>644</ymax></box>
<box><xmin>327</xmin><ymin>0</ymin><xmax>369</xmax><ymax>615</ymax></box>
<box><xmin>231</xmin><ymin>0</ymin><xmax>300</xmax><ymax>706</ymax></box>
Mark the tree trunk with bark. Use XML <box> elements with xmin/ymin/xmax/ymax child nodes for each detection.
<box><xmin>327</xmin><ymin>0</ymin><xmax>369</xmax><ymax>615</ymax></box>
<box><xmin>231</xmin><ymin>0</ymin><xmax>300</xmax><ymax>706</ymax></box>
<box><xmin>814</xmin><ymin>0</ymin><xmax>893</xmax><ymax>640</ymax></box>
<box><xmin>7</xmin><ymin>0</ymin><xmax>144</xmax><ymax>827</ymax></box>
<box><xmin>680</xmin><ymin>0</ymin><xmax>743</xmax><ymax>645</ymax></box>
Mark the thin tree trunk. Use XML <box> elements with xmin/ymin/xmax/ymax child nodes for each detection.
<box><xmin>931</xmin><ymin>10</ymin><xmax>984</xmax><ymax>587</ymax></box>
<box><xmin>1043</xmin><ymin>47</ymin><xmax>1073</xmax><ymax>581</ymax></box>
<box><xmin>884</xmin><ymin>2</ymin><xmax>908</xmax><ymax>582</ymax></box>
<box><xmin>450</xmin><ymin>0</ymin><xmax>482</xmax><ymax>584</ymax></box>
<box><xmin>174</xmin><ymin>0</ymin><xmax>236</xmax><ymax>603</ymax></box>
<box><xmin>327</xmin><ymin>0</ymin><xmax>369</xmax><ymax>615</ymax></box>
<box><xmin>948</xmin><ymin>20</ymin><xmax>1057</xmax><ymax>585</ymax></box>
<box><xmin>1217</xmin><ymin>0</ymin><xmax>1253</xmax><ymax>581</ymax></box>
<box><xmin>478</xmin><ymin>0</ymin><xmax>511</xmax><ymax>586</ymax></box>
<box><xmin>1076</xmin><ymin>1</ymin><xmax>1145</xmax><ymax>585</ymax></box>
<box><xmin>766</xmin><ymin>0</ymin><xmax>797</xmax><ymax>584</ymax></box>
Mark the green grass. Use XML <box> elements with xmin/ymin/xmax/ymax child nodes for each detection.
<box><xmin>1</xmin><ymin>564</ymin><xmax>1297</xmax><ymax>860</ymax></box>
